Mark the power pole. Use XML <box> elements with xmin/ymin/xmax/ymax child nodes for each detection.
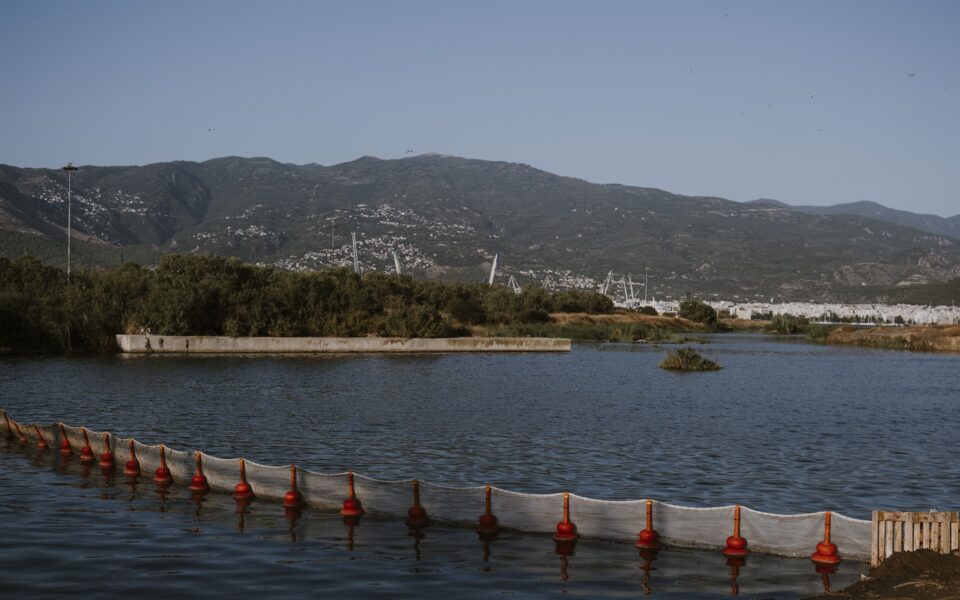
<box><xmin>62</xmin><ymin>162</ymin><xmax>78</xmax><ymax>280</ymax></box>
<box><xmin>351</xmin><ymin>232</ymin><xmax>359</xmax><ymax>275</ymax></box>
<box><xmin>644</xmin><ymin>266</ymin><xmax>649</xmax><ymax>305</ymax></box>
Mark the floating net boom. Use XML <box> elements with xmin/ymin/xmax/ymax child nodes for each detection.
<box><xmin>1</xmin><ymin>411</ymin><xmax>872</xmax><ymax>561</ymax></box>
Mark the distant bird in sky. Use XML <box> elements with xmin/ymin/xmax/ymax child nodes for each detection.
<box><xmin>906</xmin><ymin>73</ymin><xmax>916</xmax><ymax>77</ymax></box>
<box><xmin>808</xmin><ymin>93</ymin><xmax>814</xmax><ymax>99</ymax></box>
<box><xmin>406</xmin><ymin>149</ymin><xmax>413</xmax><ymax>154</ymax></box>
<box><xmin>207</xmin><ymin>128</ymin><xmax>216</xmax><ymax>132</ymax></box>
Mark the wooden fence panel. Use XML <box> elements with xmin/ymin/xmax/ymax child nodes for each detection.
<box><xmin>871</xmin><ymin>511</ymin><xmax>959</xmax><ymax>567</ymax></box>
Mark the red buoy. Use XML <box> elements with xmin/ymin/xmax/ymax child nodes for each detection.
<box><xmin>153</xmin><ymin>445</ymin><xmax>173</xmax><ymax>486</ymax></box>
<box><xmin>123</xmin><ymin>440</ymin><xmax>141</xmax><ymax>477</ymax></box>
<box><xmin>340</xmin><ymin>471</ymin><xmax>364</xmax><ymax>517</ymax></box>
<box><xmin>189</xmin><ymin>451</ymin><xmax>209</xmax><ymax>492</ymax></box>
<box><xmin>233</xmin><ymin>458</ymin><xmax>255</xmax><ymax>501</ymax></box>
<box><xmin>79</xmin><ymin>428</ymin><xmax>96</xmax><ymax>464</ymax></box>
<box><xmin>477</xmin><ymin>484</ymin><xmax>499</xmax><ymax>534</ymax></box>
<box><xmin>405</xmin><ymin>479</ymin><xmax>429</xmax><ymax>528</ymax></box>
<box><xmin>636</xmin><ymin>499</ymin><xmax>661</xmax><ymax>549</ymax></box>
<box><xmin>34</xmin><ymin>426</ymin><xmax>49</xmax><ymax>451</ymax></box>
<box><xmin>14</xmin><ymin>422</ymin><xmax>27</xmax><ymax>446</ymax></box>
<box><xmin>282</xmin><ymin>465</ymin><xmax>305</xmax><ymax>510</ymax></box>
<box><xmin>58</xmin><ymin>423</ymin><xmax>73</xmax><ymax>457</ymax></box>
<box><xmin>811</xmin><ymin>511</ymin><xmax>841</xmax><ymax>565</ymax></box>
<box><xmin>723</xmin><ymin>505</ymin><xmax>749</xmax><ymax>557</ymax></box>
<box><xmin>99</xmin><ymin>433</ymin><xmax>114</xmax><ymax>469</ymax></box>
<box><xmin>553</xmin><ymin>492</ymin><xmax>579</xmax><ymax>541</ymax></box>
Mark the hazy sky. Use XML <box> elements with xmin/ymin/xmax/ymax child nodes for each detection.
<box><xmin>1</xmin><ymin>0</ymin><xmax>958</xmax><ymax>216</ymax></box>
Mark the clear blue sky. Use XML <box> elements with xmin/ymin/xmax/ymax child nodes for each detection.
<box><xmin>1</xmin><ymin>0</ymin><xmax>958</xmax><ymax>216</ymax></box>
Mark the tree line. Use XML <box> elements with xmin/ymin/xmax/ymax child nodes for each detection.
<box><xmin>0</xmin><ymin>255</ymin><xmax>613</xmax><ymax>354</ymax></box>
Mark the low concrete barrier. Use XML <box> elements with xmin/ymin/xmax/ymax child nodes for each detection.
<box><xmin>116</xmin><ymin>335</ymin><xmax>571</xmax><ymax>354</ymax></box>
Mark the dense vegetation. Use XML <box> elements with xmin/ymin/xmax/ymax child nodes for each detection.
<box><xmin>657</xmin><ymin>347</ymin><xmax>722</xmax><ymax>371</ymax></box>
<box><xmin>678</xmin><ymin>298</ymin><xmax>723</xmax><ymax>328</ymax></box>
<box><xmin>762</xmin><ymin>312</ymin><xmax>839</xmax><ymax>341</ymax></box>
<box><xmin>482</xmin><ymin>321</ymin><xmax>701</xmax><ymax>344</ymax></box>
<box><xmin>765</xmin><ymin>313</ymin><xmax>811</xmax><ymax>334</ymax></box>
<box><xmin>0</xmin><ymin>255</ymin><xmax>613</xmax><ymax>354</ymax></box>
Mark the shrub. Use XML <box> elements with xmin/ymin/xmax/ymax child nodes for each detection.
<box><xmin>658</xmin><ymin>347</ymin><xmax>722</xmax><ymax>371</ymax></box>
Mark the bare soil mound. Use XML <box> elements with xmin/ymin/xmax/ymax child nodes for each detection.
<box><xmin>815</xmin><ymin>550</ymin><xmax>960</xmax><ymax>599</ymax></box>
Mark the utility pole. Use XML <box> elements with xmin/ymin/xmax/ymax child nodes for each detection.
<box><xmin>644</xmin><ymin>266</ymin><xmax>649</xmax><ymax>306</ymax></box>
<box><xmin>62</xmin><ymin>162</ymin><xmax>78</xmax><ymax>280</ymax></box>
<box><xmin>351</xmin><ymin>232</ymin><xmax>359</xmax><ymax>275</ymax></box>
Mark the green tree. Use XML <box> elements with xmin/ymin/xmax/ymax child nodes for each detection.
<box><xmin>678</xmin><ymin>299</ymin><xmax>717</xmax><ymax>325</ymax></box>
<box><xmin>766</xmin><ymin>313</ymin><xmax>810</xmax><ymax>334</ymax></box>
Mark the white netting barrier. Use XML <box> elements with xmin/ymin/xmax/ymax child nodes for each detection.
<box><xmin>0</xmin><ymin>411</ymin><xmax>872</xmax><ymax>560</ymax></box>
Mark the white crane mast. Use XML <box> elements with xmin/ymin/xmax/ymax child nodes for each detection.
<box><xmin>487</xmin><ymin>253</ymin><xmax>499</xmax><ymax>286</ymax></box>
<box><xmin>600</xmin><ymin>270</ymin><xmax>613</xmax><ymax>295</ymax></box>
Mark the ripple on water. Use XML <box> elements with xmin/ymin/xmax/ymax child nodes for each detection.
<box><xmin>1</xmin><ymin>336</ymin><xmax>957</xmax><ymax>596</ymax></box>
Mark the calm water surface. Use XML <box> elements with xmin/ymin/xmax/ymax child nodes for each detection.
<box><xmin>2</xmin><ymin>335</ymin><xmax>958</xmax><ymax>597</ymax></box>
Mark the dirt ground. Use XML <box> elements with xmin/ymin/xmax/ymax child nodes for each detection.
<box><xmin>813</xmin><ymin>550</ymin><xmax>960</xmax><ymax>599</ymax></box>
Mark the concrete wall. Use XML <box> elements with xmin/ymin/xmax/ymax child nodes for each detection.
<box><xmin>116</xmin><ymin>335</ymin><xmax>571</xmax><ymax>354</ymax></box>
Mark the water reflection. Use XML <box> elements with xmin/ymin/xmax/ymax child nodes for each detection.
<box><xmin>638</xmin><ymin>547</ymin><xmax>658</xmax><ymax>595</ymax></box>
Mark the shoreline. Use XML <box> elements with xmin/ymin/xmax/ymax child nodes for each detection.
<box><xmin>825</xmin><ymin>325</ymin><xmax>960</xmax><ymax>353</ymax></box>
<box><xmin>115</xmin><ymin>334</ymin><xmax>571</xmax><ymax>354</ymax></box>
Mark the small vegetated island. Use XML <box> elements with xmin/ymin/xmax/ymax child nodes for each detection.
<box><xmin>658</xmin><ymin>347</ymin><xmax>722</xmax><ymax>371</ymax></box>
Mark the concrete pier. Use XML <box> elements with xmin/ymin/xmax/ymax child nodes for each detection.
<box><xmin>116</xmin><ymin>335</ymin><xmax>571</xmax><ymax>354</ymax></box>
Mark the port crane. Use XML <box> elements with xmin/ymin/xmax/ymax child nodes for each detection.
<box><xmin>486</xmin><ymin>252</ymin><xmax>520</xmax><ymax>294</ymax></box>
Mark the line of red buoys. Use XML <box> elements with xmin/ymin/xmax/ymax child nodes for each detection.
<box><xmin>0</xmin><ymin>414</ymin><xmax>844</xmax><ymax>571</ymax></box>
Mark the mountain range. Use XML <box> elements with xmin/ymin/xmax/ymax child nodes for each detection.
<box><xmin>748</xmin><ymin>199</ymin><xmax>960</xmax><ymax>240</ymax></box>
<box><xmin>1</xmin><ymin>154</ymin><xmax>958</xmax><ymax>303</ymax></box>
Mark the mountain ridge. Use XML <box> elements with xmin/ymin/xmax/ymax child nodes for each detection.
<box><xmin>1</xmin><ymin>154</ymin><xmax>958</xmax><ymax>302</ymax></box>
